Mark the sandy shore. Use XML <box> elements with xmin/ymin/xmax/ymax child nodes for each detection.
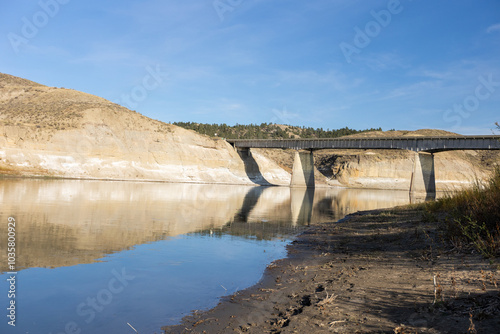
<box><xmin>163</xmin><ymin>206</ymin><xmax>500</xmax><ymax>334</ymax></box>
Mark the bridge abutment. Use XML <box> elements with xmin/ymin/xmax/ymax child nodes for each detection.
<box><xmin>290</xmin><ymin>150</ymin><xmax>315</xmax><ymax>188</ymax></box>
<box><xmin>410</xmin><ymin>152</ymin><xmax>436</xmax><ymax>196</ymax></box>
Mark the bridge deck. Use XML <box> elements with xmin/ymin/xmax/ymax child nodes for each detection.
<box><xmin>227</xmin><ymin>135</ymin><xmax>500</xmax><ymax>153</ymax></box>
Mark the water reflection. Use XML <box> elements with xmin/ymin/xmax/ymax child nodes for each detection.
<box><xmin>0</xmin><ymin>180</ymin><xmax>253</xmax><ymax>272</ymax></box>
<box><xmin>0</xmin><ymin>179</ymin><xmax>413</xmax><ymax>334</ymax></box>
<box><xmin>0</xmin><ymin>180</ymin><xmax>415</xmax><ymax>273</ymax></box>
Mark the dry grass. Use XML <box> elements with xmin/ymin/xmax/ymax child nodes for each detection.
<box><xmin>425</xmin><ymin>167</ymin><xmax>500</xmax><ymax>257</ymax></box>
<box><xmin>316</xmin><ymin>292</ymin><xmax>337</xmax><ymax>307</ymax></box>
<box><xmin>0</xmin><ymin>73</ymin><xmax>128</xmax><ymax>131</ymax></box>
<box><xmin>0</xmin><ymin>73</ymin><xmax>175</xmax><ymax>136</ymax></box>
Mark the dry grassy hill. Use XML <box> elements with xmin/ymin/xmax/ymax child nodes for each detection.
<box><xmin>0</xmin><ymin>73</ymin><xmax>172</xmax><ymax>133</ymax></box>
<box><xmin>0</xmin><ymin>73</ymin><xmax>290</xmax><ymax>184</ymax></box>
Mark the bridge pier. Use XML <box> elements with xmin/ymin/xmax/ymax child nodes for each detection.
<box><xmin>290</xmin><ymin>150</ymin><xmax>315</xmax><ymax>188</ymax></box>
<box><xmin>410</xmin><ymin>152</ymin><xmax>436</xmax><ymax>197</ymax></box>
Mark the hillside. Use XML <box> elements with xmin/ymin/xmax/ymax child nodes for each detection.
<box><xmin>0</xmin><ymin>73</ymin><xmax>171</xmax><ymax>132</ymax></box>
<box><xmin>0</xmin><ymin>73</ymin><xmax>290</xmax><ymax>185</ymax></box>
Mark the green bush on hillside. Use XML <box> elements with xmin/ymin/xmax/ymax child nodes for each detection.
<box><xmin>172</xmin><ymin>122</ymin><xmax>382</xmax><ymax>140</ymax></box>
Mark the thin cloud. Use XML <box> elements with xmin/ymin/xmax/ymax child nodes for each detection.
<box><xmin>381</xmin><ymin>81</ymin><xmax>442</xmax><ymax>101</ymax></box>
<box><xmin>359</xmin><ymin>53</ymin><xmax>409</xmax><ymax>71</ymax></box>
<box><xmin>274</xmin><ymin>70</ymin><xmax>363</xmax><ymax>92</ymax></box>
<box><xmin>70</xmin><ymin>51</ymin><xmax>133</xmax><ymax>64</ymax></box>
<box><xmin>409</xmin><ymin>69</ymin><xmax>452</xmax><ymax>80</ymax></box>
<box><xmin>486</xmin><ymin>23</ymin><xmax>500</xmax><ymax>33</ymax></box>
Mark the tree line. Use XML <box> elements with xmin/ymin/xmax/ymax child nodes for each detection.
<box><xmin>172</xmin><ymin>122</ymin><xmax>383</xmax><ymax>139</ymax></box>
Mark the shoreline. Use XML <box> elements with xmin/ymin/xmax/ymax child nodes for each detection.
<box><xmin>0</xmin><ymin>174</ymin><xmax>451</xmax><ymax>195</ymax></box>
<box><xmin>164</xmin><ymin>206</ymin><xmax>499</xmax><ymax>333</ymax></box>
<box><xmin>0</xmin><ymin>173</ymin><xmax>286</xmax><ymax>187</ymax></box>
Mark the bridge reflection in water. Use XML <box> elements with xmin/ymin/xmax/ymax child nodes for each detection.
<box><xmin>0</xmin><ymin>179</ymin><xmax>413</xmax><ymax>273</ymax></box>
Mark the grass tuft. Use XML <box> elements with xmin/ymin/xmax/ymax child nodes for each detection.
<box><xmin>425</xmin><ymin>167</ymin><xmax>500</xmax><ymax>257</ymax></box>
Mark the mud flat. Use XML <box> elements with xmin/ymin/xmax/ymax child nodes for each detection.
<box><xmin>164</xmin><ymin>207</ymin><xmax>500</xmax><ymax>333</ymax></box>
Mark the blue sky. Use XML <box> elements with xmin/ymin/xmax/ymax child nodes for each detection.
<box><xmin>1</xmin><ymin>0</ymin><xmax>499</xmax><ymax>134</ymax></box>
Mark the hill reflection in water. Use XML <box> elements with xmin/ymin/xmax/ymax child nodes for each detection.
<box><xmin>0</xmin><ymin>179</ymin><xmax>411</xmax><ymax>272</ymax></box>
<box><xmin>0</xmin><ymin>179</ymin><xmax>412</xmax><ymax>333</ymax></box>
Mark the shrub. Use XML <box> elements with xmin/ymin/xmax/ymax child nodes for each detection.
<box><xmin>426</xmin><ymin>167</ymin><xmax>500</xmax><ymax>257</ymax></box>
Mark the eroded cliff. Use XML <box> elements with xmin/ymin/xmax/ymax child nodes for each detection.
<box><xmin>0</xmin><ymin>73</ymin><xmax>290</xmax><ymax>185</ymax></box>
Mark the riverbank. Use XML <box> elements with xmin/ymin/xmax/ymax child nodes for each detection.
<box><xmin>164</xmin><ymin>206</ymin><xmax>500</xmax><ymax>334</ymax></box>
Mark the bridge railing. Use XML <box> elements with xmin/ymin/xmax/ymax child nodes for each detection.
<box><xmin>226</xmin><ymin>136</ymin><xmax>500</xmax><ymax>152</ymax></box>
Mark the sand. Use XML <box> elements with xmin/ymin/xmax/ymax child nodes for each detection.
<box><xmin>163</xmin><ymin>206</ymin><xmax>500</xmax><ymax>333</ymax></box>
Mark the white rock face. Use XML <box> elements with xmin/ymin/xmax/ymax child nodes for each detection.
<box><xmin>323</xmin><ymin>150</ymin><xmax>497</xmax><ymax>191</ymax></box>
<box><xmin>0</xmin><ymin>123</ymin><xmax>291</xmax><ymax>185</ymax></box>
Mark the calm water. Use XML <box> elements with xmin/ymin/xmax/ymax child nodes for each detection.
<box><xmin>0</xmin><ymin>179</ymin><xmax>412</xmax><ymax>334</ymax></box>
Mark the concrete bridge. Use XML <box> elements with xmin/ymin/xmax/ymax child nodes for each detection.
<box><xmin>227</xmin><ymin>135</ymin><xmax>500</xmax><ymax>194</ymax></box>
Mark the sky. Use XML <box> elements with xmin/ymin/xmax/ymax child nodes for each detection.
<box><xmin>1</xmin><ymin>0</ymin><xmax>499</xmax><ymax>134</ymax></box>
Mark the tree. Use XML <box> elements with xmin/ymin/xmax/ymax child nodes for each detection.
<box><xmin>172</xmin><ymin>121</ymin><xmax>384</xmax><ymax>139</ymax></box>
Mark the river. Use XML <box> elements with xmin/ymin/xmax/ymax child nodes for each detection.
<box><xmin>0</xmin><ymin>179</ymin><xmax>412</xmax><ymax>334</ymax></box>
